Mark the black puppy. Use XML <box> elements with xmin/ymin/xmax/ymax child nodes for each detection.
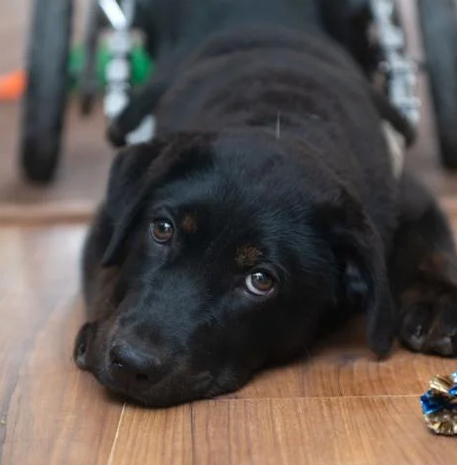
<box><xmin>75</xmin><ymin>0</ymin><xmax>457</xmax><ymax>407</ymax></box>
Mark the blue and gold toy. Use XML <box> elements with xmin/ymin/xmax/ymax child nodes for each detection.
<box><xmin>421</xmin><ymin>371</ymin><xmax>457</xmax><ymax>436</ymax></box>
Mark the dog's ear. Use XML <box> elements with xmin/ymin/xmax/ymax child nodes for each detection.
<box><xmin>102</xmin><ymin>140</ymin><xmax>165</xmax><ymax>267</ymax></box>
<box><xmin>316</xmin><ymin>191</ymin><xmax>397</xmax><ymax>356</ymax></box>
<box><xmin>102</xmin><ymin>133</ymin><xmax>213</xmax><ymax>267</ymax></box>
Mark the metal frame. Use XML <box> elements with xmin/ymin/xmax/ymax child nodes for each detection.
<box><xmin>369</xmin><ymin>0</ymin><xmax>421</xmax><ymax>128</ymax></box>
<box><xmin>82</xmin><ymin>0</ymin><xmax>421</xmax><ymax>134</ymax></box>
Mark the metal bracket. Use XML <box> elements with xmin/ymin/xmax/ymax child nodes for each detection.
<box><xmin>369</xmin><ymin>0</ymin><xmax>421</xmax><ymax>127</ymax></box>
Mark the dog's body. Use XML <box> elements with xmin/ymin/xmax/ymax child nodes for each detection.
<box><xmin>75</xmin><ymin>0</ymin><xmax>457</xmax><ymax>407</ymax></box>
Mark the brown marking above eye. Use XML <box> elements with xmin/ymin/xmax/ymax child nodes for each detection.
<box><xmin>236</xmin><ymin>245</ymin><xmax>263</xmax><ymax>268</ymax></box>
<box><xmin>419</xmin><ymin>252</ymin><xmax>449</xmax><ymax>275</ymax></box>
<box><xmin>181</xmin><ymin>213</ymin><xmax>198</xmax><ymax>233</ymax></box>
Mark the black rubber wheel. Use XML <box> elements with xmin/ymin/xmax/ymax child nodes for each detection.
<box><xmin>20</xmin><ymin>0</ymin><xmax>73</xmax><ymax>183</ymax></box>
<box><xmin>80</xmin><ymin>0</ymin><xmax>103</xmax><ymax>116</ymax></box>
<box><xmin>418</xmin><ymin>0</ymin><xmax>457</xmax><ymax>169</ymax></box>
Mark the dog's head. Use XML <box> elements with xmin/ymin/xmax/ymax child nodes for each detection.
<box><xmin>75</xmin><ymin>130</ymin><xmax>395</xmax><ymax>407</ymax></box>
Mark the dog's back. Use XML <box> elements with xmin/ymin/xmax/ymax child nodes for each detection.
<box><xmin>146</xmin><ymin>0</ymin><xmax>323</xmax><ymax>58</ymax></box>
<box><xmin>114</xmin><ymin>0</ymin><xmax>398</xmax><ymax>242</ymax></box>
<box><xmin>152</xmin><ymin>36</ymin><xmax>396</xmax><ymax>244</ymax></box>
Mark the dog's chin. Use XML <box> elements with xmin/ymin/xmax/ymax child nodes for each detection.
<box><xmin>89</xmin><ymin>366</ymin><xmax>243</xmax><ymax>408</ymax></box>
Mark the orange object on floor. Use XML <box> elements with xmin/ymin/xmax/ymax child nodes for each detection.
<box><xmin>0</xmin><ymin>70</ymin><xmax>26</xmax><ymax>101</ymax></box>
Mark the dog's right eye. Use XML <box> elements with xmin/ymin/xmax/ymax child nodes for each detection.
<box><xmin>150</xmin><ymin>219</ymin><xmax>174</xmax><ymax>244</ymax></box>
<box><xmin>245</xmin><ymin>270</ymin><xmax>276</xmax><ymax>297</ymax></box>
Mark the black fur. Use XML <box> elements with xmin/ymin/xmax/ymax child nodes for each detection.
<box><xmin>75</xmin><ymin>0</ymin><xmax>457</xmax><ymax>407</ymax></box>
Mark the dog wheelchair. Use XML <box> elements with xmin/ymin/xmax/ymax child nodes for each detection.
<box><xmin>19</xmin><ymin>0</ymin><xmax>457</xmax><ymax>183</ymax></box>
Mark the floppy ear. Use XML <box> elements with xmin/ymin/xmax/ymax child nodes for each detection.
<box><xmin>101</xmin><ymin>140</ymin><xmax>166</xmax><ymax>267</ymax></box>
<box><xmin>101</xmin><ymin>133</ymin><xmax>214</xmax><ymax>267</ymax></box>
<box><xmin>317</xmin><ymin>192</ymin><xmax>397</xmax><ymax>356</ymax></box>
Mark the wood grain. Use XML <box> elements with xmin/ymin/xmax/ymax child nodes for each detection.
<box><xmin>108</xmin><ymin>397</ymin><xmax>457</xmax><ymax>465</ymax></box>
<box><xmin>1</xmin><ymin>224</ymin><xmax>457</xmax><ymax>465</ymax></box>
<box><xmin>0</xmin><ymin>202</ymin><xmax>93</xmax><ymax>225</ymax></box>
<box><xmin>0</xmin><ymin>226</ymin><xmax>123</xmax><ymax>465</ymax></box>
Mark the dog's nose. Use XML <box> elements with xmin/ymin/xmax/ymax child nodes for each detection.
<box><xmin>109</xmin><ymin>343</ymin><xmax>164</xmax><ymax>388</ymax></box>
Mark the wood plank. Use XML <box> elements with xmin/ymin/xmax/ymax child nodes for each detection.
<box><xmin>108</xmin><ymin>405</ymin><xmax>193</xmax><ymax>465</ymax></box>
<box><xmin>111</xmin><ymin>397</ymin><xmax>457</xmax><ymax>465</ymax></box>
<box><xmin>0</xmin><ymin>226</ymin><xmax>123</xmax><ymax>465</ymax></box>
<box><xmin>0</xmin><ymin>202</ymin><xmax>93</xmax><ymax>226</ymax></box>
<box><xmin>232</xmin><ymin>349</ymin><xmax>457</xmax><ymax>401</ymax></box>
<box><xmin>1</xmin><ymin>220</ymin><xmax>457</xmax><ymax>465</ymax></box>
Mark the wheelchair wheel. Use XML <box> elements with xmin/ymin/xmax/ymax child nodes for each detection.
<box><xmin>20</xmin><ymin>0</ymin><xmax>73</xmax><ymax>183</ymax></box>
<box><xmin>418</xmin><ymin>0</ymin><xmax>457</xmax><ymax>169</ymax></box>
<box><xmin>80</xmin><ymin>0</ymin><xmax>103</xmax><ymax>116</ymax></box>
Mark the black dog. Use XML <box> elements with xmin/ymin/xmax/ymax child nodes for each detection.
<box><xmin>75</xmin><ymin>0</ymin><xmax>457</xmax><ymax>407</ymax></box>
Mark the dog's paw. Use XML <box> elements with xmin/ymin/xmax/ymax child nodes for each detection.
<box><xmin>399</xmin><ymin>282</ymin><xmax>457</xmax><ymax>356</ymax></box>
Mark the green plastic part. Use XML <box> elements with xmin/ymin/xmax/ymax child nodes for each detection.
<box><xmin>131</xmin><ymin>44</ymin><xmax>155</xmax><ymax>86</ymax></box>
<box><xmin>68</xmin><ymin>44</ymin><xmax>85</xmax><ymax>89</ymax></box>
<box><xmin>97</xmin><ymin>43</ymin><xmax>111</xmax><ymax>88</ymax></box>
<box><xmin>68</xmin><ymin>41</ymin><xmax>155</xmax><ymax>90</ymax></box>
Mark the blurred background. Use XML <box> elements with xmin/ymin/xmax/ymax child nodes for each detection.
<box><xmin>0</xmin><ymin>0</ymin><xmax>456</xmax><ymax>220</ymax></box>
<box><xmin>1</xmin><ymin>0</ymin><xmax>109</xmax><ymax>222</ymax></box>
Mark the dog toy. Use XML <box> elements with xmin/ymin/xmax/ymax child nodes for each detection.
<box><xmin>420</xmin><ymin>370</ymin><xmax>457</xmax><ymax>435</ymax></box>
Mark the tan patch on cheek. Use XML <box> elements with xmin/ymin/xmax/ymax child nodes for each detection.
<box><xmin>182</xmin><ymin>213</ymin><xmax>198</xmax><ymax>233</ymax></box>
<box><xmin>236</xmin><ymin>245</ymin><xmax>263</xmax><ymax>268</ymax></box>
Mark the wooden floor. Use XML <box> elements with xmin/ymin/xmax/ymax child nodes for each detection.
<box><xmin>2</xmin><ymin>1</ymin><xmax>457</xmax><ymax>464</ymax></box>
<box><xmin>1</xmin><ymin>225</ymin><xmax>457</xmax><ymax>465</ymax></box>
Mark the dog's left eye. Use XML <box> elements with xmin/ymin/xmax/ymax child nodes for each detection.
<box><xmin>150</xmin><ymin>219</ymin><xmax>174</xmax><ymax>243</ymax></box>
<box><xmin>245</xmin><ymin>271</ymin><xmax>276</xmax><ymax>296</ymax></box>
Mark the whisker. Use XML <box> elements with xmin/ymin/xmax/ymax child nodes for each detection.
<box><xmin>276</xmin><ymin>111</ymin><xmax>281</xmax><ymax>139</ymax></box>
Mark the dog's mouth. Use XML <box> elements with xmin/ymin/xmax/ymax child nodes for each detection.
<box><xmin>99</xmin><ymin>370</ymin><xmax>232</xmax><ymax>408</ymax></box>
<box><xmin>84</xmin><ymin>360</ymin><xmax>241</xmax><ymax>408</ymax></box>
<box><xmin>73</xmin><ymin>325</ymin><xmax>245</xmax><ymax>406</ymax></box>
<box><xmin>73</xmin><ymin>322</ymin><xmax>251</xmax><ymax>407</ymax></box>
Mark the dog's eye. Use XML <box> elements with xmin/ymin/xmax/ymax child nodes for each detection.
<box><xmin>245</xmin><ymin>271</ymin><xmax>276</xmax><ymax>296</ymax></box>
<box><xmin>150</xmin><ymin>219</ymin><xmax>174</xmax><ymax>243</ymax></box>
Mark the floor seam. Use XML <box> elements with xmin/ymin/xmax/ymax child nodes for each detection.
<box><xmin>208</xmin><ymin>394</ymin><xmax>422</xmax><ymax>401</ymax></box>
<box><xmin>107</xmin><ymin>403</ymin><xmax>126</xmax><ymax>465</ymax></box>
